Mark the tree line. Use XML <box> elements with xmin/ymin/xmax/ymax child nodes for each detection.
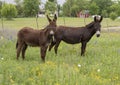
<box><xmin>62</xmin><ymin>0</ymin><xmax>120</xmax><ymax>20</ymax></box>
<box><xmin>0</xmin><ymin>0</ymin><xmax>120</xmax><ymax>20</ymax></box>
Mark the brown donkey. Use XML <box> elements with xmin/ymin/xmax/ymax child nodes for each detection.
<box><xmin>49</xmin><ymin>15</ymin><xmax>103</xmax><ymax>56</ymax></box>
<box><xmin>16</xmin><ymin>14</ymin><xmax>57</xmax><ymax>62</ymax></box>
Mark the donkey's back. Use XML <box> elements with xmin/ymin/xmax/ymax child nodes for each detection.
<box><xmin>17</xmin><ymin>27</ymin><xmax>42</xmax><ymax>47</ymax></box>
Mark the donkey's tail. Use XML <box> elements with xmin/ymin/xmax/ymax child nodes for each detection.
<box><xmin>16</xmin><ymin>40</ymin><xmax>18</xmax><ymax>49</ymax></box>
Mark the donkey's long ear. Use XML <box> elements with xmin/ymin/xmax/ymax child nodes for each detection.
<box><xmin>94</xmin><ymin>16</ymin><xmax>97</xmax><ymax>22</ymax></box>
<box><xmin>94</xmin><ymin>15</ymin><xmax>103</xmax><ymax>22</ymax></box>
<box><xmin>47</xmin><ymin>15</ymin><xmax>52</xmax><ymax>22</ymax></box>
<box><xmin>53</xmin><ymin>14</ymin><xmax>57</xmax><ymax>22</ymax></box>
<box><xmin>99</xmin><ymin>16</ymin><xmax>103</xmax><ymax>23</ymax></box>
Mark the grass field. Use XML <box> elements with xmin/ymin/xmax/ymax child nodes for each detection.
<box><xmin>0</xmin><ymin>17</ymin><xmax>120</xmax><ymax>30</ymax></box>
<box><xmin>0</xmin><ymin>33</ymin><xmax>120</xmax><ymax>85</ymax></box>
<box><xmin>0</xmin><ymin>17</ymin><xmax>120</xmax><ymax>85</ymax></box>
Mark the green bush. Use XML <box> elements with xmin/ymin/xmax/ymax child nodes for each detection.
<box><xmin>0</xmin><ymin>1</ymin><xmax>2</xmax><ymax>17</ymax></box>
<box><xmin>23</xmin><ymin>0</ymin><xmax>40</xmax><ymax>17</ymax></box>
<box><xmin>109</xmin><ymin>12</ymin><xmax>117</xmax><ymax>20</ymax></box>
<box><xmin>1</xmin><ymin>4</ymin><xmax>17</xmax><ymax>19</ymax></box>
<box><xmin>102</xmin><ymin>10</ymin><xmax>108</xmax><ymax>18</ymax></box>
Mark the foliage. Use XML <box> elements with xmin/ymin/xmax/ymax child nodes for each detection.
<box><xmin>91</xmin><ymin>0</ymin><xmax>113</xmax><ymax>15</ymax></box>
<box><xmin>75</xmin><ymin>0</ymin><xmax>89</xmax><ymax>10</ymax></box>
<box><xmin>0</xmin><ymin>1</ymin><xmax>2</xmax><ymax>17</ymax></box>
<box><xmin>48</xmin><ymin>0</ymin><xmax>57</xmax><ymax>3</ymax></box>
<box><xmin>62</xmin><ymin>0</ymin><xmax>120</xmax><ymax>17</ymax></box>
<box><xmin>14</xmin><ymin>0</ymin><xmax>24</xmax><ymax>17</ymax></box>
<box><xmin>23</xmin><ymin>0</ymin><xmax>40</xmax><ymax>17</ymax></box>
<box><xmin>62</xmin><ymin>1</ymin><xmax>71</xmax><ymax>16</ymax></box>
<box><xmin>45</xmin><ymin>1</ymin><xmax>57</xmax><ymax>14</ymax></box>
<box><xmin>1</xmin><ymin>3</ymin><xmax>17</xmax><ymax>19</ymax></box>
<box><xmin>62</xmin><ymin>0</ymin><xmax>94</xmax><ymax>17</ymax></box>
<box><xmin>110</xmin><ymin>3</ymin><xmax>120</xmax><ymax>17</ymax></box>
<box><xmin>1</xmin><ymin>0</ymin><xmax>120</xmax><ymax>18</ymax></box>
<box><xmin>89</xmin><ymin>2</ymin><xmax>99</xmax><ymax>15</ymax></box>
<box><xmin>57</xmin><ymin>4</ymin><xmax>61</xmax><ymax>16</ymax></box>
<box><xmin>109</xmin><ymin>12</ymin><xmax>117</xmax><ymax>20</ymax></box>
<box><xmin>101</xmin><ymin>10</ymin><xmax>108</xmax><ymax>18</ymax></box>
<box><xmin>0</xmin><ymin>1</ymin><xmax>2</xmax><ymax>8</ymax></box>
<box><xmin>62</xmin><ymin>0</ymin><xmax>76</xmax><ymax>17</ymax></box>
<box><xmin>70</xmin><ymin>5</ymin><xmax>79</xmax><ymax>17</ymax></box>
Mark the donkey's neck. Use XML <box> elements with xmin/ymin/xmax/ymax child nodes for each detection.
<box><xmin>88</xmin><ymin>28</ymin><xmax>96</xmax><ymax>37</ymax></box>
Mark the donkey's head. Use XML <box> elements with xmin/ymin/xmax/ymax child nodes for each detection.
<box><xmin>86</xmin><ymin>15</ymin><xmax>103</xmax><ymax>37</ymax></box>
<box><xmin>44</xmin><ymin>14</ymin><xmax>57</xmax><ymax>41</ymax></box>
<box><xmin>93</xmin><ymin>15</ymin><xmax>103</xmax><ymax>37</ymax></box>
<box><xmin>44</xmin><ymin>14</ymin><xmax>57</xmax><ymax>35</ymax></box>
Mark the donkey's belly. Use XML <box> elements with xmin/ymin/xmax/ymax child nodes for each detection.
<box><xmin>61</xmin><ymin>33</ymin><xmax>82</xmax><ymax>44</ymax></box>
<box><xmin>26</xmin><ymin>41</ymin><xmax>39</xmax><ymax>47</ymax></box>
<box><xmin>62</xmin><ymin>38</ymin><xmax>81</xmax><ymax>44</ymax></box>
<box><xmin>27</xmin><ymin>43</ymin><xmax>39</xmax><ymax>47</ymax></box>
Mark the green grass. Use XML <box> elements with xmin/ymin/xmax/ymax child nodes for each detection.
<box><xmin>0</xmin><ymin>17</ymin><xmax>120</xmax><ymax>84</ymax></box>
<box><xmin>0</xmin><ymin>33</ymin><xmax>120</xmax><ymax>85</ymax></box>
<box><xmin>0</xmin><ymin>17</ymin><xmax>120</xmax><ymax>30</ymax></box>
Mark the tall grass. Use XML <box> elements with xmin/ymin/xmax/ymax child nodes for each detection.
<box><xmin>0</xmin><ymin>33</ymin><xmax>120</xmax><ymax>85</ymax></box>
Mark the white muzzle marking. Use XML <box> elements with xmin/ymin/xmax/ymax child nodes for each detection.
<box><xmin>96</xmin><ymin>31</ymin><xmax>100</xmax><ymax>37</ymax></box>
<box><xmin>50</xmin><ymin>30</ymin><xmax>54</xmax><ymax>35</ymax></box>
<box><xmin>50</xmin><ymin>30</ymin><xmax>55</xmax><ymax>42</ymax></box>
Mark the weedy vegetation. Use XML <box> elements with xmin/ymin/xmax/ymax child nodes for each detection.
<box><xmin>0</xmin><ymin>17</ymin><xmax>120</xmax><ymax>85</ymax></box>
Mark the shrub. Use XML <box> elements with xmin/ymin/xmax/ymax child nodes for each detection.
<box><xmin>109</xmin><ymin>12</ymin><xmax>117</xmax><ymax>20</ymax></box>
<box><xmin>1</xmin><ymin>4</ymin><xmax>17</xmax><ymax>19</ymax></box>
<box><xmin>23</xmin><ymin>0</ymin><xmax>40</xmax><ymax>17</ymax></box>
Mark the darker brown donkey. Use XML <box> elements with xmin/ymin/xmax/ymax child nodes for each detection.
<box><xmin>16</xmin><ymin>14</ymin><xmax>57</xmax><ymax>62</ymax></box>
<box><xmin>49</xmin><ymin>15</ymin><xmax>103</xmax><ymax>56</ymax></box>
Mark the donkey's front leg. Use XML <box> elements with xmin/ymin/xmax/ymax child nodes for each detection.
<box><xmin>40</xmin><ymin>46</ymin><xmax>48</xmax><ymax>62</ymax></box>
<box><xmin>54</xmin><ymin>40</ymin><xmax>61</xmax><ymax>54</ymax></box>
<box><xmin>49</xmin><ymin>41</ymin><xmax>56</xmax><ymax>51</ymax></box>
<box><xmin>81</xmin><ymin>42</ymin><xmax>87</xmax><ymax>56</ymax></box>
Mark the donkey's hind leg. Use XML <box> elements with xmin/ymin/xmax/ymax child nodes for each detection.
<box><xmin>49</xmin><ymin>41</ymin><xmax>56</xmax><ymax>51</ymax></box>
<box><xmin>16</xmin><ymin>42</ymin><xmax>24</xmax><ymax>60</ymax></box>
<box><xmin>22</xmin><ymin>44</ymin><xmax>28</xmax><ymax>60</ymax></box>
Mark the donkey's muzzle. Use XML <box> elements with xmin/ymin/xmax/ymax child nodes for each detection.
<box><xmin>96</xmin><ymin>31</ymin><xmax>100</xmax><ymax>37</ymax></box>
<box><xmin>49</xmin><ymin>30</ymin><xmax>56</xmax><ymax>42</ymax></box>
<box><xmin>50</xmin><ymin>30</ymin><xmax>54</xmax><ymax>35</ymax></box>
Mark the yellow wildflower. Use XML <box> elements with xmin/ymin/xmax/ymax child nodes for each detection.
<box><xmin>0</xmin><ymin>36</ymin><xmax>3</xmax><ymax>40</ymax></box>
<box><xmin>55</xmin><ymin>83</ymin><xmax>60</xmax><ymax>85</ymax></box>
<box><xmin>10</xmin><ymin>76</ymin><xmax>14</xmax><ymax>84</ymax></box>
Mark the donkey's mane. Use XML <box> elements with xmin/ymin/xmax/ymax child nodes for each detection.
<box><xmin>85</xmin><ymin>21</ymin><xmax>94</xmax><ymax>28</ymax></box>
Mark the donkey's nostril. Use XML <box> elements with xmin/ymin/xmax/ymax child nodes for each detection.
<box><xmin>96</xmin><ymin>34</ymin><xmax>100</xmax><ymax>37</ymax></box>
